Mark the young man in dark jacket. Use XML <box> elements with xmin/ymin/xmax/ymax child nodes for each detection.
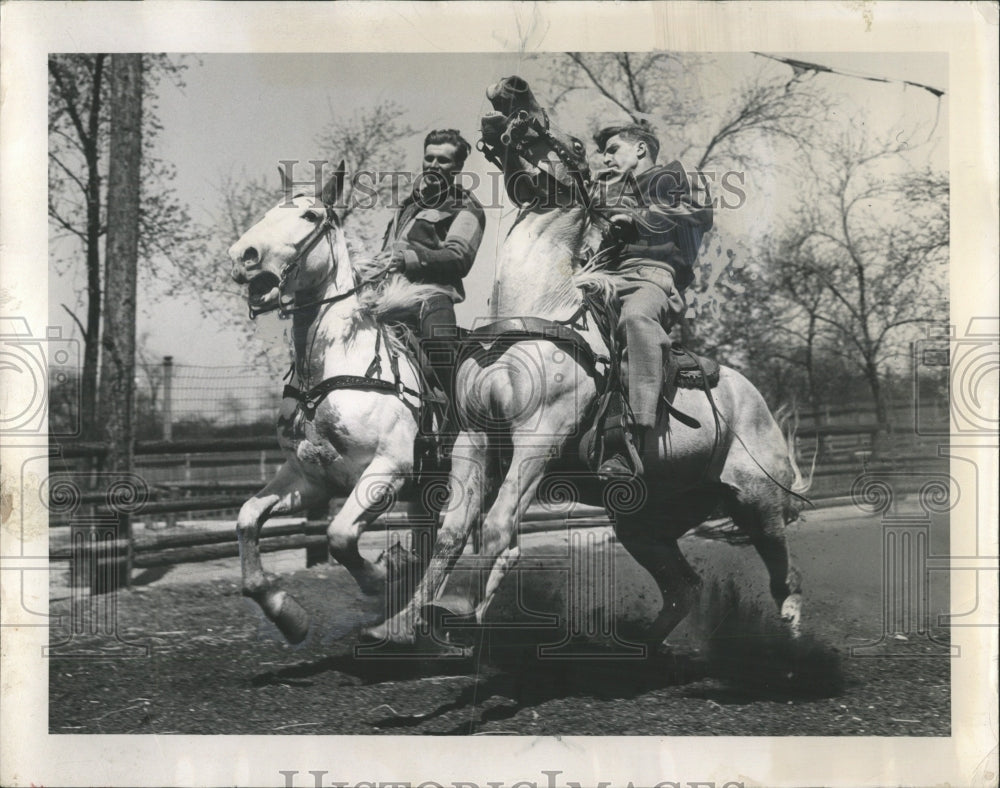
<box><xmin>592</xmin><ymin>124</ymin><xmax>714</xmax><ymax>478</ymax></box>
<box><xmin>379</xmin><ymin>129</ymin><xmax>486</xmax><ymax>394</ymax></box>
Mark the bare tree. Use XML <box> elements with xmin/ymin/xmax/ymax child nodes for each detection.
<box><xmin>208</xmin><ymin>100</ymin><xmax>417</xmax><ymax>371</ymax></box>
<box><xmin>537</xmin><ymin>53</ymin><xmax>830</xmax><ymax>350</ymax></box>
<box><xmin>543</xmin><ymin>52</ymin><xmax>826</xmax><ymax>171</ymax></box>
<box><xmin>313</xmin><ymin>100</ymin><xmax>417</xmax><ymax>249</ymax></box>
<box><xmin>48</xmin><ymin>53</ymin><xmax>209</xmax><ymax>439</ymax></box>
<box><xmin>761</xmin><ymin>127</ymin><xmax>948</xmax><ymax>440</ymax></box>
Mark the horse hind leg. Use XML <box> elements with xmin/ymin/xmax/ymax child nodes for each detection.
<box><xmin>727</xmin><ymin>486</ymin><xmax>803</xmax><ymax>637</ymax></box>
<box><xmin>615</xmin><ymin>513</ymin><xmax>703</xmax><ymax>650</ymax></box>
<box><xmin>360</xmin><ymin>430</ymin><xmax>492</xmax><ymax>645</ymax></box>
<box><xmin>237</xmin><ymin>463</ymin><xmax>324</xmax><ymax>644</ymax></box>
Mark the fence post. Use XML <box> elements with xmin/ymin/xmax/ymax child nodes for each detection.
<box><xmin>162</xmin><ymin>355</ymin><xmax>174</xmax><ymax>441</ymax></box>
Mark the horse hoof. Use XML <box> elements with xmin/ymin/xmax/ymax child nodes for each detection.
<box><xmin>376</xmin><ymin>543</ymin><xmax>425</xmax><ymax>586</ymax></box>
<box><xmin>268</xmin><ymin>590</ymin><xmax>310</xmax><ymax>644</ymax></box>
<box><xmin>780</xmin><ymin>593</ymin><xmax>803</xmax><ymax>639</ymax></box>
<box><xmin>359</xmin><ymin>619</ymin><xmax>417</xmax><ymax>646</ymax></box>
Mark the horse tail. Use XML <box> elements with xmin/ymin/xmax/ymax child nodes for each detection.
<box><xmin>775</xmin><ymin>404</ymin><xmax>816</xmax><ymax>522</ymax></box>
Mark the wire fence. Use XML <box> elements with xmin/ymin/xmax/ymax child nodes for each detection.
<box><xmin>50</xmin><ymin>359</ymin><xmax>283</xmax><ymax>438</ymax></box>
<box><xmin>162</xmin><ymin>363</ymin><xmax>281</xmax><ymax>428</ymax></box>
<box><xmin>50</xmin><ymin>357</ymin><xmax>949</xmax><ymax>442</ymax></box>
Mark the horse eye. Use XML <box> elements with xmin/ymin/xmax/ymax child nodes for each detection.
<box><xmin>303</xmin><ymin>210</ymin><xmax>321</xmax><ymax>223</ymax></box>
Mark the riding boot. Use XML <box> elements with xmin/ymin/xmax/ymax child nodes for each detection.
<box><xmin>597</xmin><ymin>425</ymin><xmax>646</xmax><ymax>480</ymax></box>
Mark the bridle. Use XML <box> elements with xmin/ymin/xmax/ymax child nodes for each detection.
<box><xmin>247</xmin><ymin>201</ymin><xmax>389</xmax><ymax>320</ymax></box>
<box><xmin>479</xmin><ymin>106</ymin><xmax>596</xmax><ymax>214</ymax></box>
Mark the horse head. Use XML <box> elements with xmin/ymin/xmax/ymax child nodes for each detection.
<box><xmin>229</xmin><ymin>162</ymin><xmax>347</xmax><ymax>315</ymax></box>
<box><xmin>480</xmin><ymin>76</ymin><xmax>590</xmax><ymax>207</ymax></box>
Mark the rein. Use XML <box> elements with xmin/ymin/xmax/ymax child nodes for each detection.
<box><xmin>246</xmin><ymin>204</ymin><xmax>418</xmax><ymax>415</ymax></box>
<box><xmin>247</xmin><ymin>214</ymin><xmax>391</xmax><ymax>320</ymax></box>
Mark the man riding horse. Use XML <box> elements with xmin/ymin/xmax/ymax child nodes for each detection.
<box><xmin>375</xmin><ymin>129</ymin><xmax>486</xmax><ymax>399</ymax></box>
<box><xmin>363</xmin><ymin>76</ymin><xmax>806</xmax><ymax>650</ymax></box>
<box><xmin>591</xmin><ymin>123</ymin><xmax>714</xmax><ymax>480</ymax></box>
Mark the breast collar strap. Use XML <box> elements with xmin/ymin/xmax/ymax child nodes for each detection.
<box><xmin>284</xmin><ymin>376</ymin><xmax>404</xmax><ymax>417</ymax></box>
<box><xmin>283</xmin><ymin>326</ymin><xmax>421</xmax><ymax>417</ymax></box>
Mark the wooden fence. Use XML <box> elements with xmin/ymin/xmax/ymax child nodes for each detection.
<box><xmin>49</xmin><ymin>421</ymin><xmax>948</xmax><ymax>592</ymax></box>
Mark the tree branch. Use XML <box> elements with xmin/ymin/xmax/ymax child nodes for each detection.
<box><xmin>60</xmin><ymin>303</ymin><xmax>88</xmax><ymax>338</ymax></box>
<box><xmin>566</xmin><ymin>53</ymin><xmax>641</xmax><ymax>122</ymax></box>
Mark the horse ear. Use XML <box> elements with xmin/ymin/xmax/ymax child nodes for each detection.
<box><xmin>321</xmin><ymin>160</ymin><xmax>347</xmax><ymax>208</ymax></box>
<box><xmin>278</xmin><ymin>164</ymin><xmax>294</xmax><ymax>199</ymax></box>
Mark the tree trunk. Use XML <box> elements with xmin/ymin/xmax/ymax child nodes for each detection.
<box><xmin>805</xmin><ymin>314</ymin><xmax>820</xmax><ymax>415</ymax></box>
<box><xmin>864</xmin><ymin>358</ymin><xmax>890</xmax><ymax>459</ymax></box>
<box><xmin>81</xmin><ymin>54</ymin><xmax>105</xmax><ymax>441</ymax></box>
<box><xmin>98</xmin><ymin>54</ymin><xmax>143</xmax><ymax>589</ymax></box>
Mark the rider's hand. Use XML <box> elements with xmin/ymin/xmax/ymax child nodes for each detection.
<box><xmin>375</xmin><ymin>250</ymin><xmax>404</xmax><ymax>273</ymax></box>
<box><xmin>607</xmin><ymin>213</ymin><xmax>639</xmax><ymax>245</ymax></box>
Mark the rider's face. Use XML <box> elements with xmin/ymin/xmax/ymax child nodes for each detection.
<box><xmin>601</xmin><ymin>134</ymin><xmax>644</xmax><ymax>174</ymax></box>
<box><xmin>422</xmin><ymin>143</ymin><xmax>462</xmax><ymax>185</ymax></box>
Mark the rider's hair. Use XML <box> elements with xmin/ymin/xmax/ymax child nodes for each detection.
<box><xmin>594</xmin><ymin>123</ymin><xmax>660</xmax><ymax>164</ymax></box>
<box><xmin>424</xmin><ymin>129</ymin><xmax>472</xmax><ymax>167</ymax></box>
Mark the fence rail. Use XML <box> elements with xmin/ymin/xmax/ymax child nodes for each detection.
<box><xmin>48</xmin><ymin>400</ymin><xmax>949</xmax><ymax>592</ymax></box>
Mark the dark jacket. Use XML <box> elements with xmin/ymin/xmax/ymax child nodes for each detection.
<box><xmin>596</xmin><ymin>160</ymin><xmax>713</xmax><ymax>290</ymax></box>
<box><xmin>382</xmin><ymin>184</ymin><xmax>486</xmax><ymax>302</ymax></box>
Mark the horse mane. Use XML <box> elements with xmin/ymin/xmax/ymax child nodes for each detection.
<box><xmin>352</xmin><ymin>255</ymin><xmax>451</xmax><ymax>323</ymax></box>
<box><xmin>572</xmin><ymin>252</ymin><xmax>619</xmax><ymax>305</ymax></box>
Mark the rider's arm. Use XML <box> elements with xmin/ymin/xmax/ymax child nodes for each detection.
<box><xmin>632</xmin><ymin>161</ymin><xmax>713</xmax><ymax>236</ymax></box>
<box><xmin>397</xmin><ymin>204</ymin><xmax>486</xmax><ymax>281</ymax></box>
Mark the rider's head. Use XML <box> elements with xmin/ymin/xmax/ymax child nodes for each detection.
<box><xmin>421</xmin><ymin>129</ymin><xmax>472</xmax><ymax>190</ymax></box>
<box><xmin>594</xmin><ymin>124</ymin><xmax>660</xmax><ymax>177</ymax></box>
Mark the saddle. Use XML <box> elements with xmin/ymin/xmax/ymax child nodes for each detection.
<box><xmin>398</xmin><ymin>327</ymin><xmax>461</xmax><ymax>478</ymax></box>
<box><xmin>579</xmin><ymin>345</ymin><xmax>720</xmax><ymax>473</ymax></box>
<box><xmin>460</xmin><ymin>316</ymin><xmax>603</xmax><ymax>370</ymax></box>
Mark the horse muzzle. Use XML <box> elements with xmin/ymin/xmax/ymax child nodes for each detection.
<box><xmin>486</xmin><ymin>75</ymin><xmax>535</xmax><ymax>115</ymax></box>
<box><xmin>246</xmin><ymin>271</ymin><xmax>281</xmax><ymax>311</ymax></box>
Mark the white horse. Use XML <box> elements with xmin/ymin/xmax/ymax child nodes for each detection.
<box><xmin>365</xmin><ymin>77</ymin><xmax>809</xmax><ymax>650</ymax></box>
<box><xmin>228</xmin><ymin>164</ymin><xmax>442</xmax><ymax>643</ymax></box>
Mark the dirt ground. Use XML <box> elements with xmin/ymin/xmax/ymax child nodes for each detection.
<box><xmin>47</xmin><ymin>504</ymin><xmax>951</xmax><ymax>736</ymax></box>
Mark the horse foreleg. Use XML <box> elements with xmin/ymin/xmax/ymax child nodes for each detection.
<box><xmin>326</xmin><ymin>456</ymin><xmax>407</xmax><ymax>596</ymax></box>
<box><xmin>360</xmin><ymin>431</ymin><xmax>490</xmax><ymax>645</ymax></box>
<box><xmin>470</xmin><ymin>446</ymin><xmax>552</xmax><ymax>624</ymax></box>
<box><xmin>616</xmin><ymin>513</ymin><xmax>702</xmax><ymax>650</ymax></box>
<box><xmin>237</xmin><ymin>463</ymin><xmax>323</xmax><ymax>644</ymax></box>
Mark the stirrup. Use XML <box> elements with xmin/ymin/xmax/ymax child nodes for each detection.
<box><xmin>597</xmin><ymin>450</ymin><xmax>644</xmax><ymax>481</ymax></box>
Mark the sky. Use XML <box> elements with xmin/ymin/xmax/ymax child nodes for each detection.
<box><xmin>48</xmin><ymin>50</ymin><xmax>948</xmax><ymax>370</ymax></box>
